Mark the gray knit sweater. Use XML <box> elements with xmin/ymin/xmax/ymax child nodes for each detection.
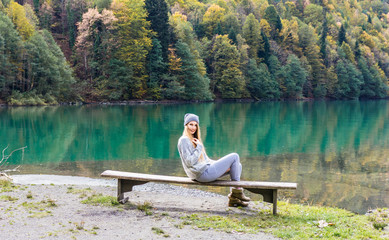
<box><xmin>177</xmin><ymin>136</ymin><xmax>214</xmax><ymax>179</ymax></box>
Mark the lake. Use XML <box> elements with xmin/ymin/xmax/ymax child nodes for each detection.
<box><xmin>1</xmin><ymin>100</ymin><xmax>388</xmax><ymax>214</ymax></box>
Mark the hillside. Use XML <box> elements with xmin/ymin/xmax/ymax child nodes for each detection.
<box><xmin>0</xmin><ymin>0</ymin><xmax>389</xmax><ymax>104</ymax></box>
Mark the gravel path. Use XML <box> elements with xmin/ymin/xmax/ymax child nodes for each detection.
<box><xmin>0</xmin><ymin>175</ymin><xmax>280</xmax><ymax>240</ymax></box>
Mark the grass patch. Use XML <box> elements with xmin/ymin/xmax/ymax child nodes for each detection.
<box><xmin>0</xmin><ymin>195</ymin><xmax>18</xmax><ymax>202</ymax></box>
<box><xmin>20</xmin><ymin>199</ymin><xmax>57</xmax><ymax>210</ymax></box>
<box><xmin>28</xmin><ymin>211</ymin><xmax>51</xmax><ymax>218</ymax></box>
<box><xmin>180</xmin><ymin>202</ymin><xmax>388</xmax><ymax>239</ymax></box>
<box><xmin>137</xmin><ymin>201</ymin><xmax>153</xmax><ymax>215</ymax></box>
<box><xmin>81</xmin><ymin>194</ymin><xmax>119</xmax><ymax>207</ymax></box>
<box><xmin>0</xmin><ymin>180</ymin><xmax>19</xmax><ymax>193</ymax></box>
<box><xmin>151</xmin><ymin>227</ymin><xmax>170</xmax><ymax>237</ymax></box>
<box><xmin>367</xmin><ymin>208</ymin><xmax>389</xmax><ymax>230</ymax></box>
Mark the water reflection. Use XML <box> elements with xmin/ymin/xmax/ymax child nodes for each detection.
<box><xmin>1</xmin><ymin>100</ymin><xmax>388</xmax><ymax>213</ymax></box>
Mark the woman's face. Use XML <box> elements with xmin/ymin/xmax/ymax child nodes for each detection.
<box><xmin>187</xmin><ymin>121</ymin><xmax>198</xmax><ymax>135</ymax></box>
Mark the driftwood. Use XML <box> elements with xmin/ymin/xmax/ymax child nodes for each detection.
<box><xmin>0</xmin><ymin>146</ymin><xmax>27</xmax><ymax>179</ymax></box>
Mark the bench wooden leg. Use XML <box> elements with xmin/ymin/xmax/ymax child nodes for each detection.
<box><xmin>117</xmin><ymin>179</ymin><xmax>148</xmax><ymax>203</ymax></box>
<box><xmin>245</xmin><ymin>188</ymin><xmax>278</xmax><ymax>215</ymax></box>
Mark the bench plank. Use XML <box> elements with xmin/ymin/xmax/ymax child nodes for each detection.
<box><xmin>101</xmin><ymin>170</ymin><xmax>297</xmax><ymax>215</ymax></box>
<box><xmin>101</xmin><ymin>170</ymin><xmax>297</xmax><ymax>189</ymax></box>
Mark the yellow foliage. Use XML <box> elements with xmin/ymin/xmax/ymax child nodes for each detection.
<box><xmin>359</xmin><ymin>31</ymin><xmax>376</xmax><ymax>49</ymax></box>
<box><xmin>203</xmin><ymin>4</ymin><xmax>225</xmax><ymax>37</ymax></box>
<box><xmin>168</xmin><ymin>47</ymin><xmax>182</xmax><ymax>73</ymax></box>
<box><xmin>6</xmin><ymin>1</ymin><xmax>35</xmax><ymax>40</ymax></box>
<box><xmin>259</xmin><ymin>19</ymin><xmax>271</xmax><ymax>38</ymax></box>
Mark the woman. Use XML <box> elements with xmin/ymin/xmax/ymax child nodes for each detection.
<box><xmin>177</xmin><ymin>113</ymin><xmax>250</xmax><ymax>207</ymax></box>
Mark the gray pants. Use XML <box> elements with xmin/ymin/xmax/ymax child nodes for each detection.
<box><xmin>196</xmin><ymin>153</ymin><xmax>242</xmax><ymax>182</ymax></box>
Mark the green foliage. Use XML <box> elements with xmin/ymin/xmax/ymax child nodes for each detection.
<box><xmin>246</xmin><ymin>59</ymin><xmax>280</xmax><ymax>100</ymax></box>
<box><xmin>358</xmin><ymin>57</ymin><xmax>388</xmax><ymax>99</ymax></box>
<box><xmin>211</xmin><ymin>35</ymin><xmax>244</xmax><ymax>98</ymax></box>
<box><xmin>146</xmin><ymin>38</ymin><xmax>165</xmax><ymax>99</ymax></box>
<box><xmin>175</xmin><ymin>40</ymin><xmax>211</xmax><ymax>100</ymax></box>
<box><xmin>335</xmin><ymin>58</ymin><xmax>362</xmax><ymax>99</ymax></box>
<box><xmin>281</xmin><ymin>54</ymin><xmax>307</xmax><ymax>98</ymax></box>
<box><xmin>242</xmin><ymin>13</ymin><xmax>261</xmax><ymax>61</ymax></box>
<box><xmin>263</xmin><ymin>5</ymin><xmax>282</xmax><ymax>39</ymax></box>
<box><xmin>338</xmin><ymin>24</ymin><xmax>346</xmax><ymax>45</ymax></box>
<box><xmin>1</xmin><ymin>0</ymin><xmax>389</xmax><ymax>102</ymax></box>
<box><xmin>145</xmin><ymin>0</ymin><xmax>169</xmax><ymax>62</ymax></box>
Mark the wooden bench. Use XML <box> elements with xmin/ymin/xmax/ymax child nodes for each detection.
<box><xmin>101</xmin><ymin>170</ymin><xmax>297</xmax><ymax>215</ymax></box>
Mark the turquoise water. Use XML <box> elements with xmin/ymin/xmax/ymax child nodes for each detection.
<box><xmin>1</xmin><ymin>101</ymin><xmax>388</xmax><ymax>213</ymax></box>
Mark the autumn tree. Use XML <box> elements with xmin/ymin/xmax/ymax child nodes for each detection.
<box><xmin>6</xmin><ymin>1</ymin><xmax>35</xmax><ymax>40</ymax></box>
<box><xmin>113</xmin><ymin>0</ymin><xmax>153</xmax><ymax>98</ymax></box>
<box><xmin>75</xmin><ymin>8</ymin><xmax>117</xmax><ymax>99</ymax></box>
<box><xmin>211</xmin><ymin>35</ymin><xmax>245</xmax><ymax>98</ymax></box>
<box><xmin>263</xmin><ymin>5</ymin><xmax>282</xmax><ymax>39</ymax></box>
<box><xmin>202</xmin><ymin>4</ymin><xmax>225</xmax><ymax>38</ymax></box>
<box><xmin>242</xmin><ymin>13</ymin><xmax>262</xmax><ymax>62</ymax></box>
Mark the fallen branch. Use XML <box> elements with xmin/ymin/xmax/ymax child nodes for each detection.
<box><xmin>0</xmin><ymin>145</ymin><xmax>27</xmax><ymax>174</ymax></box>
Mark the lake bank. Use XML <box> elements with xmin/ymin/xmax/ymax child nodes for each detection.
<box><xmin>1</xmin><ymin>175</ymin><xmax>388</xmax><ymax>239</ymax></box>
<box><xmin>1</xmin><ymin>175</ymin><xmax>278</xmax><ymax>240</ymax></box>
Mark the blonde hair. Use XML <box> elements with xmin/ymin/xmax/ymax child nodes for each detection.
<box><xmin>183</xmin><ymin>124</ymin><xmax>206</xmax><ymax>162</ymax></box>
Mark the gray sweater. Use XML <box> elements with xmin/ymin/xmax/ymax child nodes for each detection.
<box><xmin>177</xmin><ymin>136</ymin><xmax>214</xmax><ymax>179</ymax></box>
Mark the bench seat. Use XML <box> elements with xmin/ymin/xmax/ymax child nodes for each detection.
<box><xmin>101</xmin><ymin>170</ymin><xmax>297</xmax><ymax>215</ymax></box>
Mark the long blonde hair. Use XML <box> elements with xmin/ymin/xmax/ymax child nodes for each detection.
<box><xmin>183</xmin><ymin>124</ymin><xmax>206</xmax><ymax>162</ymax></box>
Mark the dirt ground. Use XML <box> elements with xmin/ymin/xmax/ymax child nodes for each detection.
<box><xmin>0</xmin><ymin>175</ymin><xmax>280</xmax><ymax>240</ymax></box>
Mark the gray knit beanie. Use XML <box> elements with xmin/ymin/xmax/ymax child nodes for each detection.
<box><xmin>184</xmin><ymin>113</ymin><xmax>199</xmax><ymax>126</ymax></box>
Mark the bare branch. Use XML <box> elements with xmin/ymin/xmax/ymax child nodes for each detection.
<box><xmin>0</xmin><ymin>146</ymin><xmax>27</xmax><ymax>171</ymax></box>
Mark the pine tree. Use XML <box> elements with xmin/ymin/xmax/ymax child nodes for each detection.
<box><xmin>0</xmin><ymin>12</ymin><xmax>22</xmax><ymax>98</ymax></box>
<box><xmin>246</xmin><ymin>59</ymin><xmax>280</xmax><ymax>99</ymax></box>
<box><xmin>145</xmin><ymin>0</ymin><xmax>169</xmax><ymax>62</ymax></box>
<box><xmin>320</xmin><ymin>10</ymin><xmax>328</xmax><ymax>66</ymax></box>
<box><xmin>282</xmin><ymin>54</ymin><xmax>307</xmax><ymax>98</ymax></box>
<box><xmin>263</xmin><ymin>5</ymin><xmax>282</xmax><ymax>39</ymax></box>
<box><xmin>358</xmin><ymin>57</ymin><xmax>387</xmax><ymax>98</ymax></box>
<box><xmin>146</xmin><ymin>38</ymin><xmax>166</xmax><ymax>99</ymax></box>
<box><xmin>175</xmin><ymin>40</ymin><xmax>211</xmax><ymax>100</ymax></box>
<box><xmin>338</xmin><ymin>24</ymin><xmax>346</xmax><ymax>45</ymax></box>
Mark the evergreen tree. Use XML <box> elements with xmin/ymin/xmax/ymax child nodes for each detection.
<box><xmin>320</xmin><ymin>10</ymin><xmax>328</xmax><ymax>66</ymax></box>
<box><xmin>257</xmin><ymin>31</ymin><xmax>270</xmax><ymax>64</ymax></box>
<box><xmin>246</xmin><ymin>59</ymin><xmax>280</xmax><ymax>99</ymax></box>
<box><xmin>281</xmin><ymin>54</ymin><xmax>307</xmax><ymax>98</ymax></box>
<box><xmin>145</xmin><ymin>0</ymin><xmax>169</xmax><ymax>62</ymax></box>
<box><xmin>106</xmin><ymin>58</ymin><xmax>133</xmax><ymax>100</ymax></box>
<box><xmin>146</xmin><ymin>38</ymin><xmax>166</xmax><ymax>99</ymax></box>
<box><xmin>263</xmin><ymin>5</ymin><xmax>282</xmax><ymax>39</ymax></box>
<box><xmin>358</xmin><ymin>57</ymin><xmax>387</xmax><ymax>98</ymax></box>
<box><xmin>335</xmin><ymin>59</ymin><xmax>362</xmax><ymax>99</ymax></box>
<box><xmin>0</xmin><ymin>12</ymin><xmax>22</xmax><ymax>98</ymax></box>
<box><xmin>175</xmin><ymin>40</ymin><xmax>211</xmax><ymax>100</ymax></box>
<box><xmin>338</xmin><ymin>24</ymin><xmax>346</xmax><ymax>45</ymax></box>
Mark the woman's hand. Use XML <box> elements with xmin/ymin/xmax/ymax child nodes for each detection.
<box><xmin>192</xmin><ymin>138</ymin><xmax>202</xmax><ymax>146</ymax></box>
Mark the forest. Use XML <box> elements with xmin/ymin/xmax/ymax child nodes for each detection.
<box><xmin>0</xmin><ymin>0</ymin><xmax>388</xmax><ymax>104</ymax></box>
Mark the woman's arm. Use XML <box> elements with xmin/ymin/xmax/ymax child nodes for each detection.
<box><xmin>178</xmin><ymin>137</ymin><xmax>203</xmax><ymax>167</ymax></box>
